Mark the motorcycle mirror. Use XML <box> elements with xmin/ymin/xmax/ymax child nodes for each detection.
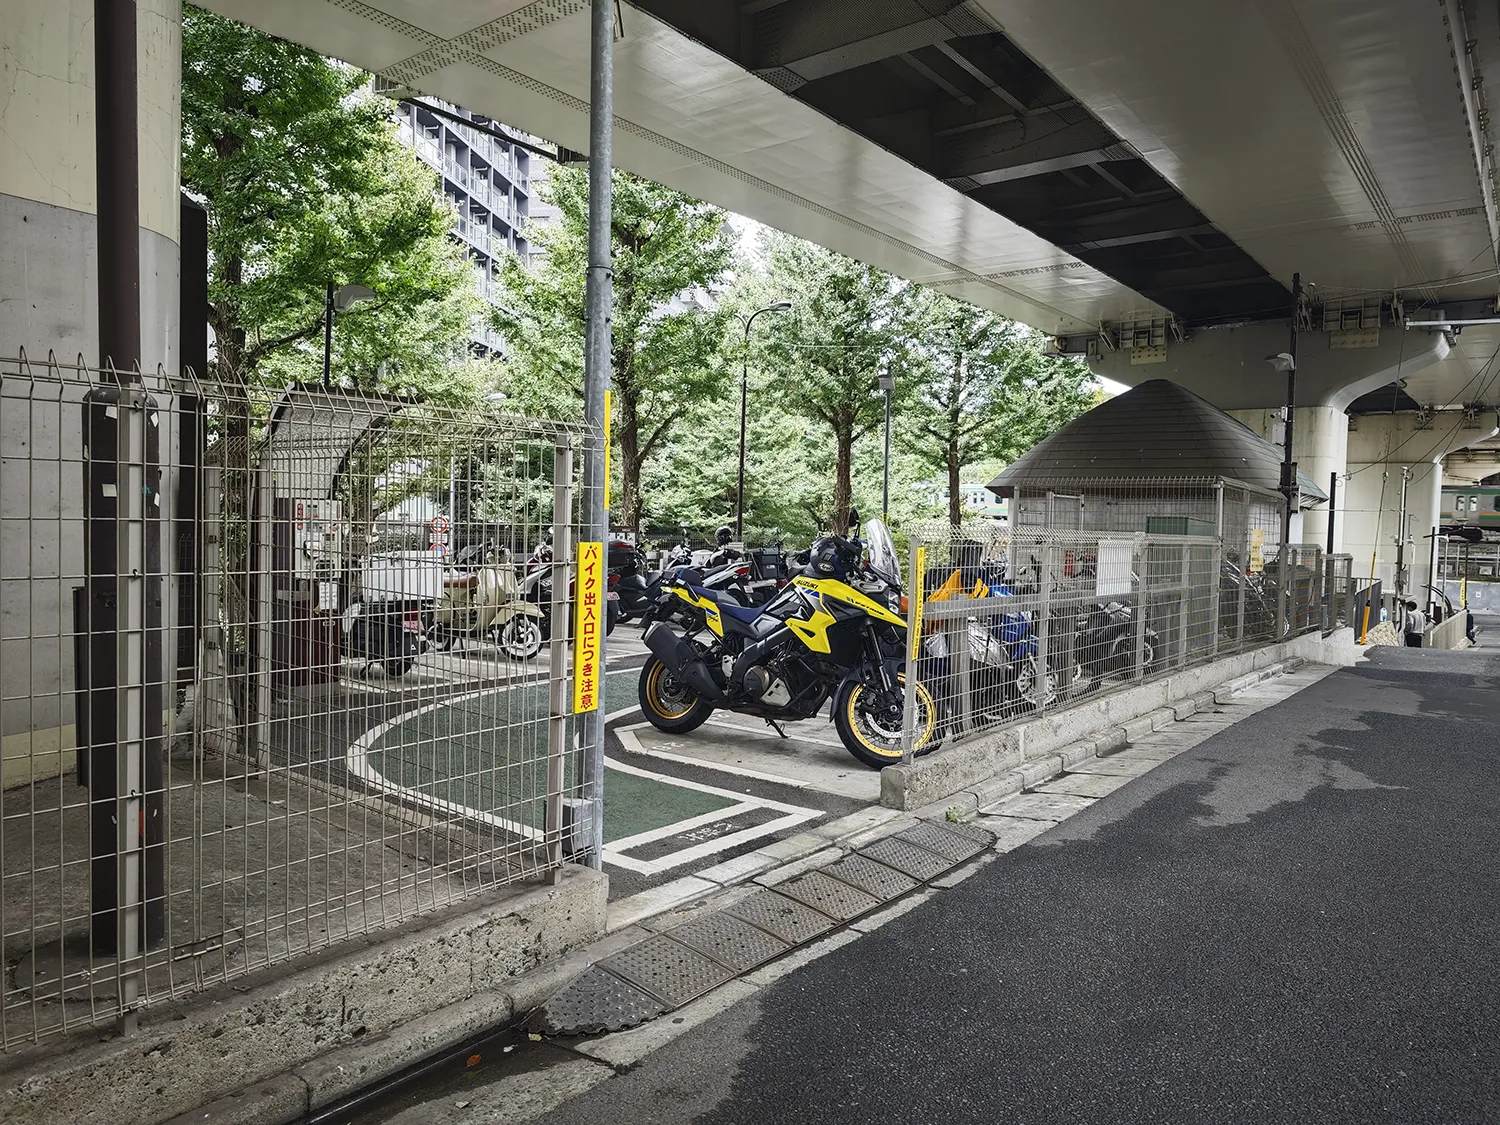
<box><xmin>847</xmin><ymin>508</ymin><xmax>860</xmax><ymax>533</ymax></box>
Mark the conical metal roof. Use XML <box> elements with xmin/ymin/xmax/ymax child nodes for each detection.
<box><xmin>988</xmin><ymin>379</ymin><xmax>1328</xmax><ymax>502</ymax></box>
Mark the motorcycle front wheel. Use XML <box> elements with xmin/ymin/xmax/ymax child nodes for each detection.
<box><xmin>638</xmin><ymin>657</ymin><xmax>713</xmax><ymax>733</ymax></box>
<box><xmin>833</xmin><ymin>673</ymin><xmax>936</xmax><ymax>770</ymax></box>
<box><xmin>496</xmin><ymin>616</ymin><xmax>543</xmax><ymax>661</ymax></box>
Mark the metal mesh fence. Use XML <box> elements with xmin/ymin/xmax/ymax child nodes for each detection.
<box><xmin>902</xmin><ymin>477</ymin><xmax>1313</xmax><ymax>758</ymax></box>
<box><xmin>0</xmin><ymin>352</ymin><xmax>600</xmax><ymax>1049</ymax></box>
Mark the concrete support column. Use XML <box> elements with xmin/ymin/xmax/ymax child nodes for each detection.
<box><xmin>1229</xmin><ymin>405</ymin><xmax>1348</xmax><ymax>550</ymax></box>
<box><xmin>0</xmin><ymin>0</ymin><xmax>182</xmax><ymax>368</ymax></box>
<box><xmin>1343</xmin><ymin>412</ymin><xmax>1498</xmax><ymax>600</ymax></box>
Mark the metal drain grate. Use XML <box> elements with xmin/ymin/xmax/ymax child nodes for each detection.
<box><xmin>934</xmin><ymin>818</ymin><xmax>999</xmax><ymax>846</ymax></box>
<box><xmin>857</xmin><ymin>835</ymin><xmax>953</xmax><ymax>881</ymax></box>
<box><xmin>775</xmin><ymin>870</ymin><xmax>881</xmax><ymax>921</ymax></box>
<box><xmin>726</xmin><ymin>889</ymin><xmax>837</xmax><ymax>945</ymax></box>
<box><xmin>821</xmin><ymin>853</ymin><xmax>919</xmax><ymax>900</ymax></box>
<box><xmin>663</xmin><ymin>911</ymin><xmax>791</xmax><ymax>972</ymax></box>
<box><xmin>898</xmin><ymin>821</ymin><xmax>990</xmax><ymax>863</ymax></box>
<box><xmin>600</xmin><ymin>933</ymin><xmax>738</xmax><ymax>1007</ymax></box>
<box><xmin>531</xmin><ymin>966</ymin><xmax>666</xmax><ymax>1035</ymax></box>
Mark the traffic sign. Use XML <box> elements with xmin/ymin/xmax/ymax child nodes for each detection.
<box><xmin>430</xmin><ymin>515</ymin><xmax>451</xmax><ymax>534</ymax></box>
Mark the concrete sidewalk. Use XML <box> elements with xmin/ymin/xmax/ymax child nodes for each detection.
<box><xmin>478</xmin><ymin>644</ymin><xmax>1500</xmax><ymax>1125</ymax></box>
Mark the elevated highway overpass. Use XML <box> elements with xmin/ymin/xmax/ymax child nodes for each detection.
<box><xmin>6</xmin><ymin>0</ymin><xmax>1500</xmax><ymax>597</ymax></box>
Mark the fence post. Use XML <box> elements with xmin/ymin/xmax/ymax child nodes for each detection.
<box><xmin>1134</xmin><ymin>538</ymin><xmax>1148</xmax><ymax>682</ymax></box>
<box><xmin>1208</xmin><ymin>541</ymin><xmax>1223</xmax><ymax>660</ymax></box>
<box><xmin>1176</xmin><ymin>542</ymin><xmax>1191</xmax><ymax>667</ymax></box>
<box><xmin>252</xmin><ymin>466</ymin><xmax>273</xmax><ymax>771</ymax></box>
<box><xmin>901</xmin><ymin>538</ymin><xmax>921</xmax><ymax>763</ymax></box>
<box><xmin>1036</xmin><ymin>539</ymin><xmax>1052</xmax><ymax>714</ymax></box>
<box><xmin>1236</xmin><ymin>543</ymin><xmax>1248</xmax><ymax>648</ymax></box>
<box><xmin>546</xmin><ymin>439</ymin><xmax>574</xmax><ymax>881</ymax></box>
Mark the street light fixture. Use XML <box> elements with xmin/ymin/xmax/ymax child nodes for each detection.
<box><xmin>736</xmin><ymin>300</ymin><xmax>793</xmax><ymax>541</ymax></box>
<box><xmin>879</xmin><ymin>370</ymin><xmax>896</xmax><ymax>523</ymax></box>
<box><xmin>323</xmin><ymin>282</ymin><xmax>378</xmax><ymax>389</ymax></box>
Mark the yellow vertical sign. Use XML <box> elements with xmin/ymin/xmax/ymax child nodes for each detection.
<box><xmin>908</xmin><ymin>546</ymin><xmax>927</xmax><ymax>661</ymax></box>
<box><xmin>573</xmin><ymin>541</ymin><xmax>604</xmax><ymax>713</ymax></box>
<box><xmin>602</xmin><ymin>388</ymin><xmax>612</xmax><ymax>513</ymax></box>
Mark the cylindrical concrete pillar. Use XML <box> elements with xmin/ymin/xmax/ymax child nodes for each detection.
<box><xmin>1228</xmin><ymin>405</ymin><xmax>1348</xmax><ymax>551</ymax></box>
<box><xmin>0</xmin><ymin>0</ymin><xmax>181</xmax><ymax>368</ymax></box>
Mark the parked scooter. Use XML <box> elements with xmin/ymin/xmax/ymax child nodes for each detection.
<box><xmin>341</xmin><ymin>598</ymin><xmax>425</xmax><ymax>678</ymax></box>
<box><xmin>1073</xmin><ymin>595</ymin><xmax>1158</xmax><ymax>692</ymax></box>
<box><xmin>428</xmin><ymin>545</ymin><xmax>544</xmax><ymax>660</ymax></box>
<box><xmin>520</xmin><ymin>538</ymin><xmax>620</xmax><ymax>639</ymax></box>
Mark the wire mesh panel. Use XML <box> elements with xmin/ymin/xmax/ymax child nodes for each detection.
<box><xmin>902</xmin><ymin>477</ymin><xmax>1293</xmax><ymax>759</ymax></box>
<box><xmin>0</xmin><ymin>353</ymin><xmax>598</xmax><ymax>1050</ymax></box>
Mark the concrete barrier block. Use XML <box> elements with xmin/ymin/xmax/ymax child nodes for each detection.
<box><xmin>1171</xmin><ymin>698</ymin><xmax>1197</xmax><ymax>721</ymax></box>
<box><xmin>1058</xmin><ymin>740</ymin><xmax>1097</xmax><ymax>768</ymax></box>
<box><xmin>1094</xmin><ymin>727</ymin><xmax>1129</xmax><ymax>755</ymax></box>
<box><xmin>1190</xmin><ymin>691</ymin><xmax>1218</xmax><ymax>712</ymax></box>
<box><xmin>880</xmin><ymin>728</ymin><xmax>1021</xmax><ymax>811</ymax></box>
<box><xmin>160</xmin><ymin>1076</ymin><xmax>308</xmax><ymax>1125</ymax></box>
<box><xmin>1</xmin><ymin>868</ymin><xmax>608</xmax><ymax>1125</ymax></box>
<box><xmin>1019</xmin><ymin>755</ymin><xmax>1064</xmax><ymax>789</ymax></box>
<box><xmin>972</xmin><ymin>770</ymin><xmax>1025</xmax><ymax>809</ymax></box>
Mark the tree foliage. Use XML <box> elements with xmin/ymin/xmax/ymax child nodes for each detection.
<box><xmin>901</xmin><ymin>288</ymin><xmax>1097</xmax><ymax>526</ymax></box>
<box><xmin>745</xmin><ymin>231</ymin><xmax>916</xmax><ymax>535</ymax></box>
<box><xmin>494</xmin><ymin>165</ymin><xmax>735</xmax><ymax>530</ymax></box>
<box><xmin>181</xmin><ymin>6</ymin><xmax>483</xmax><ymax>404</ymax></box>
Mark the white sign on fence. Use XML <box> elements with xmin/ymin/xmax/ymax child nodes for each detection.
<box><xmin>1096</xmin><ymin>538</ymin><xmax>1134</xmax><ymax>598</ymax></box>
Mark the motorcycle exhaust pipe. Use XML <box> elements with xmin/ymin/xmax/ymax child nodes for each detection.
<box><xmin>644</xmin><ymin>622</ymin><xmax>727</xmax><ymax>701</ymax></box>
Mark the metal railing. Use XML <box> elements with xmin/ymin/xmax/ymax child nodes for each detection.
<box><xmin>0</xmin><ymin>351</ymin><xmax>600</xmax><ymax>1049</ymax></box>
<box><xmin>900</xmin><ymin>480</ymin><xmax>1317</xmax><ymax>758</ymax></box>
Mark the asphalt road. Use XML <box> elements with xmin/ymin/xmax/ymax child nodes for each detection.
<box><xmin>540</xmin><ymin>645</ymin><xmax>1500</xmax><ymax>1125</ymax></box>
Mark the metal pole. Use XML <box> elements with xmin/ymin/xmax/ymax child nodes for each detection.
<box><xmin>882</xmin><ymin>387</ymin><xmax>892</xmax><ymax>522</ymax></box>
<box><xmin>322</xmin><ymin>281</ymin><xmax>334</xmax><ymax>389</ymax></box>
<box><xmin>579</xmin><ymin>0</ymin><xmax>614</xmax><ymax>872</ymax></box>
<box><xmin>1326</xmin><ymin>471</ymin><xmax>1337</xmax><ymax>555</ymax></box>
<box><xmin>86</xmin><ymin>0</ymin><xmax>165</xmax><ymax>992</ymax></box>
<box><xmin>1275</xmin><ymin>274</ymin><xmax>1301</xmax><ymax>639</ymax></box>
<box><xmin>737</xmin><ymin>318</ymin><xmax>749</xmax><ymax>540</ymax></box>
<box><xmin>1395</xmin><ymin>466</ymin><xmax>1411</xmax><ymax>597</ymax></box>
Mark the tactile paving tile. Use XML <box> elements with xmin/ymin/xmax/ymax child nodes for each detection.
<box><xmin>898</xmin><ymin>820</ymin><xmax>990</xmax><ymax>863</ymax></box>
<box><xmin>663</xmin><ymin>910</ymin><xmax>791</xmax><ymax>972</ymax></box>
<box><xmin>600</xmin><ymin>933</ymin><xmax>738</xmax><ymax>1007</ymax></box>
<box><xmin>531</xmin><ymin>965</ymin><xmax>666</xmax><ymax>1036</ymax></box>
<box><xmin>856</xmin><ymin>835</ymin><xmax>954</xmax><ymax>881</ymax></box>
<box><xmin>774</xmin><ymin>870</ymin><xmax>881</xmax><ymax>921</ymax></box>
<box><xmin>725</xmin><ymin>889</ymin><xmax>837</xmax><ymax>945</ymax></box>
<box><xmin>821</xmin><ymin>852</ymin><xmax>920</xmax><ymax>901</ymax></box>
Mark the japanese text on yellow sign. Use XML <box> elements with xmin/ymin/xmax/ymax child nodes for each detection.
<box><xmin>1248</xmin><ymin>527</ymin><xmax>1266</xmax><ymax>574</ymax></box>
<box><xmin>909</xmin><ymin>546</ymin><xmax>926</xmax><ymax>661</ymax></box>
<box><xmin>573</xmin><ymin>541</ymin><xmax>604</xmax><ymax>713</ymax></box>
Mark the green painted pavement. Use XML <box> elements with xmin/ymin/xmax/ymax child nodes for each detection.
<box><xmin>365</xmin><ymin>669</ymin><xmax>734</xmax><ymax>843</ymax></box>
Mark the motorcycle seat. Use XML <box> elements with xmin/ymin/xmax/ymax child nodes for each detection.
<box><xmin>442</xmin><ymin>573</ymin><xmax>480</xmax><ymax>590</ymax></box>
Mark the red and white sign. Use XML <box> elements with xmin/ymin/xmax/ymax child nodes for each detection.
<box><xmin>430</xmin><ymin>515</ymin><xmax>451</xmax><ymax>534</ymax></box>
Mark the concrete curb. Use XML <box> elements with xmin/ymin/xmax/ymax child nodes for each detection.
<box><xmin>880</xmin><ymin>631</ymin><xmax>1349</xmax><ymax>811</ymax></box>
<box><xmin>4</xmin><ymin>868</ymin><xmax>608</xmax><ymax>1125</ymax></box>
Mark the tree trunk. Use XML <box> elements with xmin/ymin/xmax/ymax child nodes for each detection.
<box><xmin>833</xmin><ymin>419</ymin><xmax>853</xmax><ymax>534</ymax></box>
<box><xmin>948</xmin><ymin>441</ymin><xmax>962</xmax><ymax>529</ymax></box>
<box><xmin>618</xmin><ymin>385</ymin><xmax>642</xmax><ymax>533</ymax></box>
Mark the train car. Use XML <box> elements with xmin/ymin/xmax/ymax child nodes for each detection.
<box><xmin>1440</xmin><ymin>484</ymin><xmax>1500</xmax><ymax>531</ymax></box>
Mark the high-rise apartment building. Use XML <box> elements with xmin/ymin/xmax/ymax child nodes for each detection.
<box><xmin>395</xmin><ymin>100</ymin><xmax>533</xmax><ymax>354</ymax></box>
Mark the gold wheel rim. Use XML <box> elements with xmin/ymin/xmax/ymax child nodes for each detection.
<box><xmin>646</xmin><ymin>662</ymin><xmax>695</xmax><ymax>720</ymax></box>
<box><xmin>845</xmin><ymin>676</ymin><xmax>935</xmax><ymax>759</ymax></box>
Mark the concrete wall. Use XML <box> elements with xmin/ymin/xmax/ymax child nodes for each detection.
<box><xmin>0</xmin><ymin>0</ymin><xmax>182</xmax><ymax>786</ymax></box>
<box><xmin>1230</xmin><ymin>405</ymin><xmax>1346</xmax><ymax>550</ymax></box>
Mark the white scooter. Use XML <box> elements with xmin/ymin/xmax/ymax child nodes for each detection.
<box><xmin>429</xmin><ymin>546</ymin><xmax>544</xmax><ymax>660</ymax></box>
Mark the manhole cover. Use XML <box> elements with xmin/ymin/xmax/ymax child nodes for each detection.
<box><xmin>857</xmin><ymin>835</ymin><xmax>952</xmax><ymax>881</ymax></box>
<box><xmin>898</xmin><ymin>821</ymin><xmax>989</xmax><ymax>863</ymax></box>
<box><xmin>531</xmin><ymin>966</ymin><xmax>666</xmax><ymax>1035</ymax></box>
<box><xmin>600</xmin><ymin>933</ymin><xmax>738</xmax><ymax>1007</ymax></box>
<box><xmin>663</xmin><ymin>911</ymin><xmax>790</xmax><ymax>972</ymax></box>
<box><xmin>775</xmin><ymin>870</ymin><xmax>881</xmax><ymax>921</ymax></box>
<box><xmin>726</xmin><ymin>889</ymin><xmax>836</xmax><ymax>945</ymax></box>
<box><xmin>821</xmin><ymin>853</ymin><xmax>919</xmax><ymax>901</ymax></box>
<box><xmin>933</xmin><ymin>818</ymin><xmax>997</xmax><ymax>846</ymax></box>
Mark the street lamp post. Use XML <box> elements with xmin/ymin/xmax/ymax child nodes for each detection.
<box><xmin>879</xmin><ymin>370</ymin><xmax>895</xmax><ymax>522</ymax></box>
<box><xmin>323</xmin><ymin>282</ymin><xmax>377</xmax><ymax>389</ymax></box>
<box><xmin>736</xmin><ymin>301</ymin><xmax>792</xmax><ymax>540</ymax></box>
<box><xmin>1266</xmin><ymin>271</ymin><xmax>1303</xmax><ymax>638</ymax></box>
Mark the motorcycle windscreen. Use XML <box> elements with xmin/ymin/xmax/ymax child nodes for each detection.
<box><xmin>864</xmin><ymin>519</ymin><xmax>901</xmax><ymax>587</ymax></box>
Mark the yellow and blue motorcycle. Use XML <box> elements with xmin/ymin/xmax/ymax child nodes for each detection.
<box><xmin>638</xmin><ymin>517</ymin><xmax>936</xmax><ymax>769</ymax></box>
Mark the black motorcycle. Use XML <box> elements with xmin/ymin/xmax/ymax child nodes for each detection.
<box><xmin>340</xmin><ymin>598</ymin><xmax>424</xmax><ymax>677</ymax></box>
<box><xmin>1073</xmin><ymin>599</ymin><xmax>1158</xmax><ymax>692</ymax></box>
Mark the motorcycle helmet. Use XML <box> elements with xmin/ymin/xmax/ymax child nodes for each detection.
<box><xmin>716</xmin><ymin>525</ymin><xmax>733</xmax><ymax>547</ymax></box>
<box><xmin>807</xmin><ymin>536</ymin><xmax>844</xmax><ymax>579</ymax></box>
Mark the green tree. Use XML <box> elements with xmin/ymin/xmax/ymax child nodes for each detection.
<box><xmin>900</xmin><ymin>288</ymin><xmax>1096</xmax><ymax>527</ymax></box>
<box><xmin>181</xmin><ymin>7</ymin><xmax>482</xmax><ymax>402</ymax></box>
<box><xmin>748</xmin><ymin>231</ymin><xmax>915</xmax><ymax>534</ymax></box>
<box><xmin>495</xmin><ymin>165</ymin><xmax>735</xmax><ymax>531</ymax></box>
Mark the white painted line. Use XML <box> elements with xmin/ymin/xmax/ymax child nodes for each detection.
<box><xmin>615</xmin><ymin>739</ymin><xmax>813</xmax><ymax>791</ymax></box>
<box><xmin>606</xmin><ymin>802</ymin><xmax>761</xmax><ymax>852</ymax></box>
<box><xmin>604</xmin><ymin>810</ymin><xmax>817</xmax><ymax>876</ymax></box>
<box><xmin>605</xmin><ymin>750</ymin><xmax>815</xmax><ymax>815</ymax></box>
<box><xmin>704</xmin><ymin>715</ymin><xmax>845</xmax><ymax>750</ymax></box>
